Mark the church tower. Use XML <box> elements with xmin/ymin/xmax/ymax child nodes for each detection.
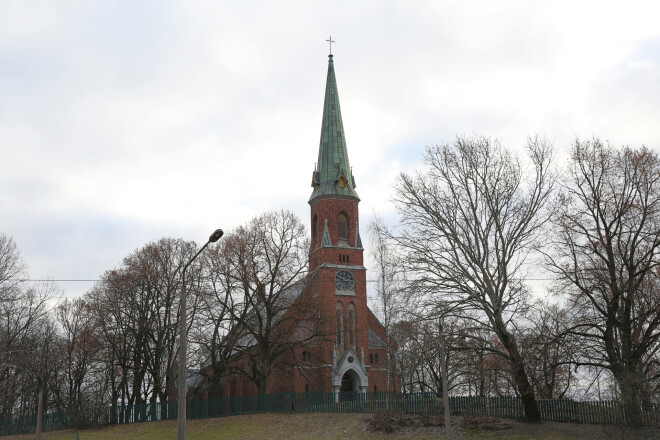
<box><xmin>186</xmin><ymin>51</ymin><xmax>397</xmax><ymax>400</ymax></box>
<box><xmin>309</xmin><ymin>53</ymin><xmax>376</xmax><ymax>398</ymax></box>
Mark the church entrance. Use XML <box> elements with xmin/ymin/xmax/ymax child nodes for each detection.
<box><xmin>333</xmin><ymin>367</ymin><xmax>367</xmax><ymax>402</ymax></box>
<box><xmin>340</xmin><ymin>372</ymin><xmax>354</xmax><ymax>392</ymax></box>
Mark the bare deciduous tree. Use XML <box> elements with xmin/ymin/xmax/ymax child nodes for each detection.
<box><xmin>546</xmin><ymin>139</ymin><xmax>660</xmax><ymax>427</ymax></box>
<box><xmin>0</xmin><ymin>233</ymin><xmax>26</xmax><ymax>302</ymax></box>
<box><xmin>393</xmin><ymin>135</ymin><xmax>555</xmax><ymax>422</ymax></box>
<box><xmin>89</xmin><ymin>238</ymin><xmax>201</xmax><ymax>413</ymax></box>
<box><xmin>54</xmin><ymin>298</ymin><xmax>103</xmax><ymax>426</ymax></box>
<box><xmin>190</xmin><ymin>243</ymin><xmax>238</xmax><ymax>396</ymax></box>
<box><xmin>392</xmin><ymin>318</ymin><xmax>469</xmax><ymax>396</ymax></box>
<box><xmin>218</xmin><ymin>210</ymin><xmax>320</xmax><ymax>395</ymax></box>
<box><xmin>369</xmin><ymin>215</ymin><xmax>406</xmax><ymax>400</ymax></box>
<box><xmin>521</xmin><ymin>302</ymin><xmax>574</xmax><ymax>399</ymax></box>
<box><xmin>0</xmin><ymin>234</ymin><xmax>55</xmax><ymax>420</ymax></box>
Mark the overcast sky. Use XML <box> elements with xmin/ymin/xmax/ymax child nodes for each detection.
<box><xmin>2</xmin><ymin>1</ymin><xmax>660</xmax><ymax>299</ymax></box>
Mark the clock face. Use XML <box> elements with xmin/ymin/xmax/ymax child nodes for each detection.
<box><xmin>335</xmin><ymin>270</ymin><xmax>354</xmax><ymax>290</ymax></box>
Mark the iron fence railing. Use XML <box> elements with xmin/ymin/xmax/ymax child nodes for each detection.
<box><xmin>2</xmin><ymin>392</ymin><xmax>659</xmax><ymax>436</ymax></box>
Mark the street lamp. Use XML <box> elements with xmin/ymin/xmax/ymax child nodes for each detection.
<box><xmin>438</xmin><ymin>318</ymin><xmax>453</xmax><ymax>440</ymax></box>
<box><xmin>177</xmin><ymin>228</ymin><xmax>223</xmax><ymax>440</ymax></box>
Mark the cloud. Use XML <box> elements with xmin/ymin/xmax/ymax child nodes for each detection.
<box><xmin>1</xmin><ymin>1</ymin><xmax>660</xmax><ymax>297</ymax></box>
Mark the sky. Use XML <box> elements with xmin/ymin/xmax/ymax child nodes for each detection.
<box><xmin>2</xmin><ymin>0</ymin><xmax>660</xmax><ymax>299</ymax></box>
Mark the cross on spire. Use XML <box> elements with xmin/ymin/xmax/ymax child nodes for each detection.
<box><xmin>326</xmin><ymin>35</ymin><xmax>335</xmax><ymax>55</ymax></box>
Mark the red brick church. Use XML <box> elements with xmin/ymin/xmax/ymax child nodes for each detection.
<box><xmin>191</xmin><ymin>53</ymin><xmax>398</xmax><ymax>400</ymax></box>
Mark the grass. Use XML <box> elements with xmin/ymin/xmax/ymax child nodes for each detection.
<box><xmin>3</xmin><ymin>413</ymin><xmax>660</xmax><ymax>440</ymax></box>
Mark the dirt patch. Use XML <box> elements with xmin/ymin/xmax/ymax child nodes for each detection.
<box><xmin>459</xmin><ymin>415</ymin><xmax>512</xmax><ymax>431</ymax></box>
<box><xmin>367</xmin><ymin>411</ymin><xmax>444</xmax><ymax>433</ymax></box>
<box><xmin>368</xmin><ymin>411</ymin><xmax>512</xmax><ymax>434</ymax></box>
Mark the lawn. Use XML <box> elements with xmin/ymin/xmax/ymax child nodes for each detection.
<box><xmin>3</xmin><ymin>413</ymin><xmax>659</xmax><ymax>440</ymax></box>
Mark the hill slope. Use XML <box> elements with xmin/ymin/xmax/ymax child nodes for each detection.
<box><xmin>4</xmin><ymin>413</ymin><xmax>660</xmax><ymax>440</ymax></box>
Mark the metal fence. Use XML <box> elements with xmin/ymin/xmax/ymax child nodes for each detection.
<box><xmin>2</xmin><ymin>392</ymin><xmax>659</xmax><ymax>436</ymax></box>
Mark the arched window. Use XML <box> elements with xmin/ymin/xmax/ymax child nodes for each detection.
<box><xmin>370</xmin><ymin>353</ymin><xmax>374</xmax><ymax>364</ymax></box>
<box><xmin>312</xmin><ymin>215</ymin><xmax>318</xmax><ymax>245</ymax></box>
<box><xmin>375</xmin><ymin>353</ymin><xmax>379</xmax><ymax>365</ymax></box>
<box><xmin>337</xmin><ymin>213</ymin><xmax>348</xmax><ymax>241</ymax></box>
<box><xmin>347</xmin><ymin>303</ymin><xmax>356</xmax><ymax>347</ymax></box>
<box><xmin>305</xmin><ymin>383</ymin><xmax>309</xmax><ymax>393</ymax></box>
<box><xmin>335</xmin><ymin>303</ymin><xmax>344</xmax><ymax>346</ymax></box>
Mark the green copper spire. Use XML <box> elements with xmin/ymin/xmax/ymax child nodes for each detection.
<box><xmin>309</xmin><ymin>54</ymin><xmax>359</xmax><ymax>202</ymax></box>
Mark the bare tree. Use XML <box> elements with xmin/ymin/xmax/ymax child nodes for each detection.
<box><xmin>392</xmin><ymin>318</ymin><xmax>468</xmax><ymax>396</ymax></box>
<box><xmin>392</xmin><ymin>135</ymin><xmax>555</xmax><ymax>422</ymax></box>
<box><xmin>546</xmin><ymin>139</ymin><xmax>660</xmax><ymax>427</ymax></box>
<box><xmin>88</xmin><ymin>270</ymin><xmax>138</xmax><ymax>420</ymax></box>
<box><xmin>127</xmin><ymin>238</ymin><xmax>201</xmax><ymax>408</ymax></box>
<box><xmin>218</xmin><ymin>210</ymin><xmax>320</xmax><ymax>394</ymax></box>
<box><xmin>88</xmin><ymin>238</ymin><xmax>201</xmax><ymax>413</ymax></box>
<box><xmin>0</xmin><ymin>293</ymin><xmax>58</xmax><ymax>423</ymax></box>
<box><xmin>0</xmin><ymin>234</ymin><xmax>55</xmax><ymax>419</ymax></box>
<box><xmin>0</xmin><ymin>233</ymin><xmax>26</xmax><ymax>302</ymax></box>
<box><xmin>53</xmin><ymin>298</ymin><xmax>103</xmax><ymax>426</ymax></box>
<box><xmin>189</xmin><ymin>243</ymin><xmax>238</xmax><ymax>396</ymax></box>
<box><xmin>521</xmin><ymin>302</ymin><xmax>574</xmax><ymax>399</ymax></box>
<box><xmin>369</xmin><ymin>215</ymin><xmax>405</xmax><ymax>400</ymax></box>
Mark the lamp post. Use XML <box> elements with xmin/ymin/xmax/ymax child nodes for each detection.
<box><xmin>177</xmin><ymin>228</ymin><xmax>223</xmax><ymax>440</ymax></box>
<box><xmin>438</xmin><ymin>318</ymin><xmax>453</xmax><ymax>440</ymax></box>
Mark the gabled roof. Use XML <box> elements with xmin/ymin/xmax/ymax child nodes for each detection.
<box><xmin>309</xmin><ymin>55</ymin><xmax>359</xmax><ymax>202</ymax></box>
<box><xmin>321</xmin><ymin>219</ymin><xmax>332</xmax><ymax>247</ymax></box>
<box><xmin>198</xmin><ymin>278</ymin><xmax>307</xmax><ymax>369</ymax></box>
<box><xmin>368</xmin><ymin>328</ymin><xmax>387</xmax><ymax>349</ymax></box>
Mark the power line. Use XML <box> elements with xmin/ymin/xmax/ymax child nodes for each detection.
<box><xmin>13</xmin><ymin>279</ymin><xmax>100</xmax><ymax>282</ymax></box>
<box><xmin>10</xmin><ymin>277</ymin><xmax>556</xmax><ymax>283</ymax></box>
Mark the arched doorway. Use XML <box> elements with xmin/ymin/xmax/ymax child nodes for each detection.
<box><xmin>332</xmin><ymin>360</ymin><xmax>368</xmax><ymax>402</ymax></box>
<box><xmin>340</xmin><ymin>372</ymin><xmax>355</xmax><ymax>392</ymax></box>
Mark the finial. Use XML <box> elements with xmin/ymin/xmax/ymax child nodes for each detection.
<box><xmin>326</xmin><ymin>35</ymin><xmax>335</xmax><ymax>56</ymax></box>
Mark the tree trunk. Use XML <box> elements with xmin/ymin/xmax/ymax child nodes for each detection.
<box><xmin>110</xmin><ymin>395</ymin><xmax>118</xmax><ymax>425</ymax></box>
<box><xmin>614</xmin><ymin>370</ymin><xmax>644</xmax><ymax>428</ymax></box>
<box><xmin>385</xmin><ymin>332</ymin><xmax>391</xmax><ymax>410</ymax></box>
<box><xmin>510</xmin><ymin>358</ymin><xmax>541</xmax><ymax>422</ymax></box>
<box><xmin>257</xmin><ymin>375</ymin><xmax>268</xmax><ymax>395</ymax></box>
<box><xmin>498</xmin><ymin>326</ymin><xmax>541</xmax><ymax>422</ymax></box>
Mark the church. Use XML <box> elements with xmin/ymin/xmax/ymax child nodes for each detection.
<box><xmin>191</xmin><ymin>52</ymin><xmax>398</xmax><ymax>400</ymax></box>
<box><xmin>303</xmin><ymin>51</ymin><xmax>397</xmax><ymax>397</ymax></box>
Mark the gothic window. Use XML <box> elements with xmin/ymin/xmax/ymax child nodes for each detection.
<box><xmin>335</xmin><ymin>303</ymin><xmax>344</xmax><ymax>346</ymax></box>
<box><xmin>375</xmin><ymin>353</ymin><xmax>379</xmax><ymax>365</ymax></box>
<box><xmin>370</xmin><ymin>354</ymin><xmax>374</xmax><ymax>364</ymax></box>
<box><xmin>337</xmin><ymin>213</ymin><xmax>348</xmax><ymax>241</ymax></box>
<box><xmin>348</xmin><ymin>303</ymin><xmax>356</xmax><ymax>347</ymax></box>
<box><xmin>312</xmin><ymin>215</ymin><xmax>318</xmax><ymax>245</ymax></box>
<box><xmin>305</xmin><ymin>383</ymin><xmax>309</xmax><ymax>393</ymax></box>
